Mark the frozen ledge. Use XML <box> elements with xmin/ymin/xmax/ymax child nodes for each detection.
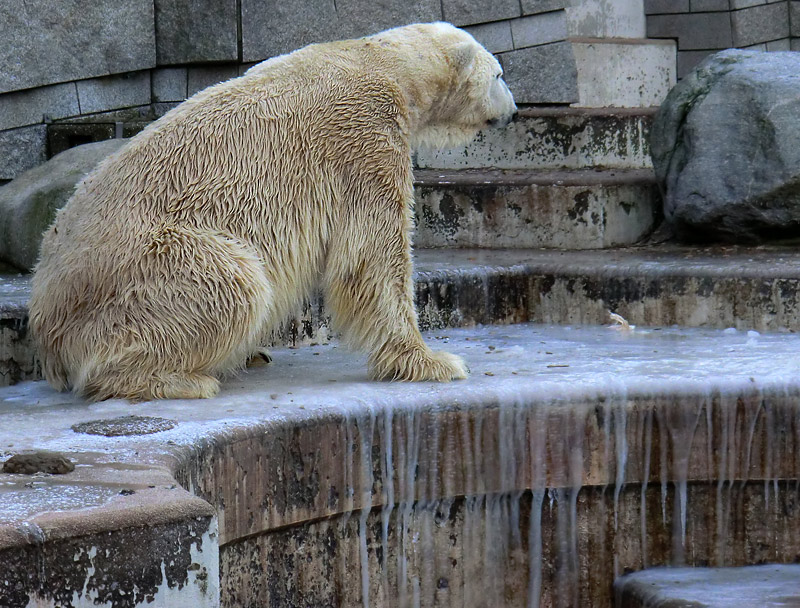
<box><xmin>2</xmin><ymin>323</ymin><xmax>800</xmax><ymax>606</ymax></box>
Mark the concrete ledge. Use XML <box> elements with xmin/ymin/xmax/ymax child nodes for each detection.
<box><xmin>3</xmin><ymin>324</ymin><xmax>800</xmax><ymax>605</ymax></box>
<box><xmin>616</xmin><ymin>564</ymin><xmax>800</xmax><ymax>607</ymax></box>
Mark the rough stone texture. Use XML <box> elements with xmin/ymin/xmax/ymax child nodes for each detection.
<box><xmin>567</xmin><ymin>0</ymin><xmax>647</xmax><ymax>38</ymax></box>
<box><xmin>442</xmin><ymin>0</ymin><xmax>520</xmax><ymax>27</ymax></box>
<box><xmin>510</xmin><ymin>11</ymin><xmax>569</xmax><ymax>48</ymax></box>
<box><xmin>152</xmin><ymin>68</ymin><xmax>188</xmax><ymax>103</ymax></box>
<box><xmin>76</xmin><ymin>71</ymin><xmax>151</xmax><ymax>115</ymax></box>
<box><xmin>415</xmin><ymin>108</ymin><xmax>655</xmax><ymax>171</ymax></box>
<box><xmin>464</xmin><ymin>21</ymin><xmax>514</xmax><ymax>54</ymax></box>
<box><xmin>0</xmin><ymin>139</ymin><xmax>128</xmax><ymax>271</ymax></box>
<box><xmin>155</xmin><ymin>0</ymin><xmax>238</xmax><ymax>65</ymax></box>
<box><xmin>651</xmin><ymin>50</ymin><xmax>800</xmax><ymax>243</ymax></box>
<box><xmin>521</xmin><ymin>0</ymin><xmax>571</xmax><ymax>15</ymax></box>
<box><xmin>72</xmin><ymin>416</ymin><xmax>178</xmax><ymax>437</ymax></box>
<box><xmin>617</xmin><ymin>565</ymin><xmax>800</xmax><ymax>608</ymax></box>
<box><xmin>2</xmin><ymin>452</ymin><xmax>74</xmax><ymax>475</ymax></box>
<box><xmin>413</xmin><ymin>169</ymin><xmax>660</xmax><ymax>249</ymax></box>
<box><xmin>187</xmin><ymin>65</ymin><xmax>240</xmax><ymax>97</ymax></box>
<box><xmin>498</xmin><ymin>42</ymin><xmax>579</xmax><ymax>104</ymax></box>
<box><xmin>0</xmin><ymin>126</ymin><xmax>47</xmax><ymax>181</ymax></box>
<box><xmin>0</xmin><ymin>83</ymin><xmax>79</xmax><ymax>131</ymax></box>
<box><xmin>0</xmin><ymin>0</ymin><xmax>156</xmax><ymax>95</ymax></box>
<box><xmin>792</xmin><ymin>1</ymin><xmax>800</xmax><ymax>34</ymax></box>
<box><xmin>766</xmin><ymin>37</ymin><xmax>792</xmax><ymax>49</ymax></box>
<box><xmin>647</xmin><ymin>12</ymin><xmax>733</xmax><ymax>49</ymax></box>
<box><xmin>572</xmin><ymin>39</ymin><xmax>676</xmax><ymax>108</ymax></box>
<box><xmin>731</xmin><ymin>2</ymin><xmax>791</xmax><ymax>46</ymax></box>
<box><xmin>241</xmin><ymin>0</ymin><xmax>442</xmax><ymax>62</ymax></box>
<box><xmin>678</xmin><ymin>49</ymin><xmax>714</xmax><ymax>78</ymax></box>
<box><xmin>645</xmin><ymin>0</ymin><xmax>691</xmax><ymax>13</ymax></box>
<box><xmin>691</xmin><ymin>0</ymin><xmax>731</xmax><ymax>11</ymax></box>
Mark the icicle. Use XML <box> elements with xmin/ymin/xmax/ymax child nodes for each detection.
<box><xmin>380</xmin><ymin>408</ymin><xmax>394</xmax><ymax>601</ymax></box>
<box><xmin>527</xmin><ymin>490</ymin><xmax>546</xmax><ymax>608</ymax></box>
<box><xmin>640</xmin><ymin>407</ymin><xmax>653</xmax><ymax>569</ymax></box>
<box><xmin>356</xmin><ymin>408</ymin><xmax>375</xmax><ymax>608</ymax></box>
<box><xmin>613</xmin><ymin>394</ymin><xmax>629</xmax><ymax>532</ymax></box>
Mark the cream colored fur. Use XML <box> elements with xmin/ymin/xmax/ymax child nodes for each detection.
<box><xmin>29</xmin><ymin>22</ymin><xmax>517</xmax><ymax>401</ymax></box>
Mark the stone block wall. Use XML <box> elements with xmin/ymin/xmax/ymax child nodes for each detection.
<box><xmin>0</xmin><ymin>0</ymin><xmax>578</xmax><ymax>181</ymax></box>
<box><xmin>645</xmin><ymin>0</ymin><xmax>799</xmax><ymax>77</ymax></box>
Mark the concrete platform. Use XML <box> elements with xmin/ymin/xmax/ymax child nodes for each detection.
<box><xmin>2</xmin><ymin>323</ymin><xmax>800</xmax><ymax>606</ymax></box>
<box><xmin>414</xmin><ymin>168</ymin><xmax>660</xmax><ymax>249</ymax></box>
<box><xmin>616</xmin><ymin>564</ymin><xmax>800</xmax><ymax>607</ymax></box>
<box><xmin>5</xmin><ymin>245</ymin><xmax>800</xmax><ymax>387</ymax></box>
<box><xmin>414</xmin><ymin>107</ymin><xmax>655</xmax><ymax>170</ymax></box>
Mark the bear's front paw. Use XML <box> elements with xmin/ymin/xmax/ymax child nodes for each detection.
<box><xmin>371</xmin><ymin>346</ymin><xmax>469</xmax><ymax>382</ymax></box>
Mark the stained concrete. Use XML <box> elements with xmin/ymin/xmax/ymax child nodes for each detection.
<box><xmin>2</xmin><ymin>323</ymin><xmax>800</xmax><ymax>605</ymax></box>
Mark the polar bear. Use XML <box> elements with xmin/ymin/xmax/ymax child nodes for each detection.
<box><xmin>29</xmin><ymin>22</ymin><xmax>517</xmax><ymax>401</ymax></box>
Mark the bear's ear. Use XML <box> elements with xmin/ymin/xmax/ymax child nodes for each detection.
<box><xmin>451</xmin><ymin>42</ymin><xmax>478</xmax><ymax>74</ymax></box>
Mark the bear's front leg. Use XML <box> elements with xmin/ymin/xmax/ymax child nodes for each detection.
<box><xmin>323</xmin><ymin>182</ymin><xmax>468</xmax><ymax>382</ymax></box>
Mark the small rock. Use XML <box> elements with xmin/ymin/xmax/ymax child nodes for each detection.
<box><xmin>2</xmin><ymin>451</ymin><xmax>75</xmax><ymax>475</ymax></box>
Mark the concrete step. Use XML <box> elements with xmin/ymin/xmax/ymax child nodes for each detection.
<box><xmin>4</xmin><ymin>245</ymin><xmax>800</xmax><ymax>387</ymax></box>
<box><xmin>414</xmin><ymin>107</ymin><xmax>655</xmax><ymax>171</ymax></box>
<box><xmin>616</xmin><ymin>565</ymin><xmax>800</xmax><ymax>608</ymax></box>
<box><xmin>3</xmin><ymin>323</ymin><xmax>800</xmax><ymax>606</ymax></box>
<box><xmin>572</xmin><ymin>38</ymin><xmax>677</xmax><ymax>108</ymax></box>
<box><xmin>413</xmin><ymin>168</ymin><xmax>660</xmax><ymax>249</ymax></box>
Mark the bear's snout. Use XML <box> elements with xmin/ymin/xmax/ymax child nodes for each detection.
<box><xmin>487</xmin><ymin>111</ymin><xmax>517</xmax><ymax>128</ymax></box>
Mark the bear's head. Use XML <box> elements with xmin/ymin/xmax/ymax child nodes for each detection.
<box><xmin>375</xmin><ymin>23</ymin><xmax>517</xmax><ymax>150</ymax></box>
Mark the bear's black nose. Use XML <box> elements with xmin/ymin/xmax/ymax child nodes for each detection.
<box><xmin>511</xmin><ymin>111</ymin><xmax>519</xmax><ymax>121</ymax></box>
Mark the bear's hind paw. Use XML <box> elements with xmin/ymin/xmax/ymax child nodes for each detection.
<box><xmin>371</xmin><ymin>347</ymin><xmax>469</xmax><ymax>382</ymax></box>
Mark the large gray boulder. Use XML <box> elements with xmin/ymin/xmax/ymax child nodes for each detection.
<box><xmin>0</xmin><ymin>139</ymin><xmax>128</xmax><ymax>271</ymax></box>
<box><xmin>651</xmin><ymin>50</ymin><xmax>800</xmax><ymax>243</ymax></box>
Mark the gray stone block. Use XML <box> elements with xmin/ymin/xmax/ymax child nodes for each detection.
<box><xmin>0</xmin><ymin>0</ymin><xmax>155</xmax><ymax>95</ymax></box>
<box><xmin>0</xmin><ymin>83</ymin><xmax>79</xmax><ymax>131</ymax></box>
<box><xmin>77</xmin><ymin>72</ymin><xmax>151</xmax><ymax>115</ymax></box>
<box><xmin>0</xmin><ymin>126</ymin><xmax>47</xmax><ymax>181</ymax></box>
<box><xmin>442</xmin><ymin>0</ymin><xmax>520</xmax><ymax>27</ymax></box>
<box><xmin>155</xmin><ymin>0</ymin><xmax>238</xmax><ymax>64</ymax></box>
<box><xmin>511</xmin><ymin>10</ymin><xmax>569</xmax><ymax>48</ymax></box>
<box><xmin>647</xmin><ymin>12</ymin><xmax>733</xmax><ymax>49</ymax></box>
<box><xmin>241</xmin><ymin>0</ymin><xmax>441</xmax><ymax>62</ymax></box>
<box><xmin>645</xmin><ymin>0</ymin><xmax>690</xmax><ymax>14</ymax></box>
<box><xmin>730</xmin><ymin>0</ymin><xmax>766</xmax><ymax>8</ymax></box>
<box><xmin>521</xmin><ymin>0</ymin><xmax>571</xmax><ymax>15</ymax></box>
<box><xmin>732</xmin><ymin>2</ymin><xmax>790</xmax><ymax>46</ymax></box>
<box><xmin>187</xmin><ymin>65</ymin><xmax>239</xmax><ymax>97</ymax></box>
<box><xmin>499</xmin><ymin>42</ymin><xmax>578</xmax><ymax>104</ymax></box>
<box><xmin>767</xmin><ymin>36</ymin><xmax>792</xmax><ymax>48</ymax></box>
<box><xmin>793</xmin><ymin>36</ymin><xmax>800</xmax><ymax>47</ymax></box>
<box><xmin>691</xmin><ymin>0</ymin><xmax>730</xmax><ymax>10</ymax></box>
<box><xmin>465</xmin><ymin>21</ymin><xmax>514</xmax><ymax>54</ymax></box>
<box><xmin>152</xmin><ymin>68</ymin><xmax>188</xmax><ymax>103</ymax></box>
<box><xmin>791</xmin><ymin>1</ymin><xmax>800</xmax><ymax>34</ymax></box>
<box><xmin>678</xmin><ymin>50</ymin><xmax>715</xmax><ymax>77</ymax></box>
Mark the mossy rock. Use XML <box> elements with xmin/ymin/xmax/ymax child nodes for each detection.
<box><xmin>0</xmin><ymin>138</ymin><xmax>128</xmax><ymax>271</ymax></box>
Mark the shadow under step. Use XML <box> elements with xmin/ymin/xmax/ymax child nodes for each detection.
<box><xmin>413</xmin><ymin>168</ymin><xmax>660</xmax><ymax>249</ymax></box>
<box><xmin>615</xmin><ymin>565</ymin><xmax>800</xmax><ymax>608</ymax></box>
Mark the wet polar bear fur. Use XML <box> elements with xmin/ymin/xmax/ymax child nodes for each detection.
<box><xmin>29</xmin><ymin>22</ymin><xmax>517</xmax><ymax>401</ymax></box>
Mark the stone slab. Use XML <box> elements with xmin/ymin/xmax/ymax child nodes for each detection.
<box><xmin>520</xmin><ymin>0</ymin><xmax>571</xmax><ymax>15</ymax></box>
<box><xmin>647</xmin><ymin>12</ymin><xmax>733</xmax><ymax>49</ymax></box>
<box><xmin>187</xmin><ymin>65</ymin><xmax>240</xmax><ymax>97</ymax></box>
<box><xmin>511</xmin><ymin>11</ymin><xmax>569</xmax><ymax>49</ymax></box>
<box><xmin>0</xmin><ymin>0</ymin><xmax>156</xmax><ymax>95</ymax></box>
<box><xmin>572</xmin><ymin>39</ymin><xmax>677</xmax><ymax>108</ymax></box>
<box><xmin>645</xmin><ymin>0</ymin><xmax>691</xmax><ymax>13</ymax></box>
<box><xmin>152</xmin><ymin>67</ymin><xmax>188</xmax><ymax>103</ymax></box>
<box><xmin>442</xmin><ymin>0</ymin><xmax>520</xmax><ymax>27</ymax></box>
<box><xmin>792</xmin><ymin>1</ymin><xmax>800</xmax><ymax>35</ymax></box>
<box><xmin>567</xmin><ymin>0</ymin><xmax>647</xmax><ymax>38</ymax></box>
<box><xmin>241</xmin><ymin>0</ymin><xmax>442</xmax><ymax>62</ymax></box>
<box><xmin>498</xmin><ymin>42</ymin><xmax>579</xmax><ymax>104</ymax></box>
<box><xmin>616</xmin><ymin>565</ymin><xmax>800</xmax><ymax>607</ymax></box>
<box><xmin>76</xmin><ymin>72</ymin><xmax>152</xmax><ymax>115</ymax></box>
<box><xmin>464</xmin><ymin>21</ymin><xmax>514</xmax><ymax>54</ymax></box>
<box><xmin>731</xmin><ymin>2</ymin><xmax>791</xmax><ymax>46</ymax></box>
<box><xmin>691</xmin><ymin>0</ymin><xmax>731</xmax><ymax>10</ymax></box>
<box><xmin>0</xmin><ymin>83</ymin><xmax>79</xmax><ymax>131</ymax></box>
<box><xmin>0</xmin><ymin>126</ymin><xmax>47</xmax><ymax>181</ymax></box>
<box><xmin>413</xmin><ymin>169</ymin><xmax>660</xmax><ymax>249</ymax></box>
<box><xmin>155</xmin><ymin>0</ymin><xmax>238</xmax><ymax>65</ymax></box>
<box><xmin>415</xmin><ymin>107</ymin><xmax>655</xmax><ymax>171</ymax></box>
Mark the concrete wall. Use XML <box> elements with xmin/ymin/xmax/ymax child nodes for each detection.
<box><xmin>645</xmin><ymin>0</ymin><xmax>800</xmax><ymax>77</ymax></box>
<box><xmin>0</xmin><ymin>0</ymin><xmax>579</xmax><ymax>181</ymax></box>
